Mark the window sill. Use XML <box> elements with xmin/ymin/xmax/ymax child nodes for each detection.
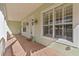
<box><xmin>56</xmin><ymin>38</ymin><xmax>78</xmax><ymax>48</ymax></box>
<box><xmin>42</xmin><ymin>36</ymin><xmax>55</xmax><ymax>41</ymax></box>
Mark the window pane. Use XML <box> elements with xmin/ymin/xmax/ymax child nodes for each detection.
<box><xmin>55</xmin><ymin>25</ymin><xmax>62</xmax><ymax>38</ymax></box>
<box><xmin>64</xmin><ymin>5</ymin><xmax>73</xmax><ymax>23</ymax></box>
<box><xmin>23</xmin><ymin>27</ymin><xmax>26</xmax><ymax>32</ymax></box>
<box><xmin>43</xmin><ymin>13</ymin><xmax>48</xmax><ymax>25</ymax></box>
<box><xmin>55</xmin><ymin>9</ymin><xmax>62</xmax><ymax>24</ymax></box>
<box><xmin>64</xmin><ymin>24</ymin><xmax>73</xmax><ymax>42</ymax></box>
<box><xmin>48</xmin><ymin>26</ymin><xmax>53</xmax><ymax>37</ymax></box>
<box><xmin>49</xmin><ymin>12</ymin><xmax>53</xmax><ymax>24</ymax></box>
<box><xmin>43</xmin><ymin>26</ymin><xmax>48</xmax><ymax>36</ymax></box>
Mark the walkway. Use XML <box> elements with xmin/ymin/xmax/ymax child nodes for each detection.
<box><xmin>4</xmin><ymin>35</ymin><xmax>45</xmax><ymax>56</ymax></box>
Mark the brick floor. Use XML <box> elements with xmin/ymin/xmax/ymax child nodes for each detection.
<box><xmin>4</xmin><ymin>35</ymin><xmax>45</xmax><ymax>56</ymax></box>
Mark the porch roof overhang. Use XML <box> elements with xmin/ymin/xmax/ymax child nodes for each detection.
<box><xmin>6</xmin><ymin>3</ymin><xmax>43</xmax><ymax>21</ymax></box>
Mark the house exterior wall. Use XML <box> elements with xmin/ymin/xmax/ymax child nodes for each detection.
<box><xmin>21</xmin><ymin>3</ymin><xmax>54</xmax><ymax>46</ymax></box>
<box><xmin>21</xmin><ymin>3</ymin><xmax>79</xmax><ymax>47</ymax></box>
<box><xmin>7</xmin><ymin>21</ymin><xmax>21</xmax><ymax>34</ymax></box>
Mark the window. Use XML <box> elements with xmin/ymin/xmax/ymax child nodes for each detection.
<box><xmin>64</xmin><ymin>24</ymin><xmax>73</xmax><ymax>42</ymax></box>
<box><xmin>55</xmin><ymin>6</ymin><xmax>63</xmax><ymax>38</ymax></box>
<box><xmin>42</xmin><ymin>4</ymin><xmax>73</xmax><ymax>42</ymax></box>
<box><xmin>43</xmin><ymin>4</ymin><xmax>73</xmax><ymax>42</ymax></box>
<box><xmin>23</xmin><ymin>22</ymin><xmax>26</xmax><ymax>32</ymax></box>
<box><xmin>55</xmin><ymin>4</ymin><xmax>73</xmax><ymax>42</ymax></box>
<box><xmin>63</xmin><ymin>5</ymin><xmax>73</xmax><ymax>42</ymax></box>
<box><xmin>43</xmin><ymin>10</ymin><xmax>53</xmax><ymax>37</ymax></box>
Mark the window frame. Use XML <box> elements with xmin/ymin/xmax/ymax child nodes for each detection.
<box><xmin>43</xmin><ymin>10</ymin><xmax>53</xmax><ymax>38</ymax></box>
<box><xmin>41</xmin><ymin>3</ymin><xmax>74</xmax><ymax>46</ymax></box>
<box><xmin>54</xmin><ymin>4</ymin><xmax>73</xmax><ymax>42</ymax></box>
<box><xmin>41</xmin><ymin>4</ymin><xmax>62</xmax><ymax>40</ymax></box>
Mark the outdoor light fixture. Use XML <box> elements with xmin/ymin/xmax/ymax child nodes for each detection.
<box><xmin>33</xmin><ymin>18</ymin><xmax>38</xmax><ymax>24</ymax></box>
<box><xmin>32</xmin><ymin>18</ymin><xmax>38</xmax><ymax>25</ymax></box>
<box><xmin>34</xmin><ymin>19</ymin><xmax>38</xmax><ymax>24</ymax></box>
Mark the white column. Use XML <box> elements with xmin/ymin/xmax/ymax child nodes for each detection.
<box><xmin>73</xmin><ymin>4</ymin><xmax>79</xmax><ymax>47</ymax></box>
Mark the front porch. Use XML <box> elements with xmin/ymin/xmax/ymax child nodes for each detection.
<box><xmin>0</xmin><ymin>3</ymin><xmax>79</xmax><ymax>56</ymax></box>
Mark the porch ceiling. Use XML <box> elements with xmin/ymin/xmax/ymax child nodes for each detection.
<box><xmin>6</xmin><ymin>3</ymin><xmax>43</xmax><ymax>21</ymax></box>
